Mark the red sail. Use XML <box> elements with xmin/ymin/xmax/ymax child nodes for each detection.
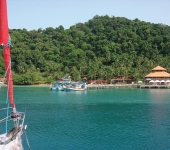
<box><xmin>0</xmin><ymin>0</ymin><xmax>15</xmax><ymax>108</ymax></box>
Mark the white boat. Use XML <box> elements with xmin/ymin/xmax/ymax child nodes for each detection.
<box><xmin>50</xmin><ymin>82</ymin><xmax>65</xmax><ymax>91</ymax></box>
<box><xmin>0</xmin><ymin>0</ymin><xmax>30</xmax><ymax>149</ymax></box>
<box><xmin>50</xmin><ymin>76</ymin><xmax>71</xmax><ymax>91</ymax></box>
<box><xmin>63</xmin><ymin>82</ymin><xmax>87</xmax><ymax>91</ymax></box>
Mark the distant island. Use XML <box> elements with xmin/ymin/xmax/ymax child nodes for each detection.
<box><xmin>1</xmin><ymin>15</ymin><xmax>170</xmax><ymax>85</ymax></box>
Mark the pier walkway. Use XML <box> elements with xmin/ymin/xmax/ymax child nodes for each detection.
<box><xmin>86</xmin><ymin>84</ymin><xmax>170</xmax><ymax>89</ymax></box>
<box><xmin>87</xmin><ymin>84</ymin><xmax>137</xmax><ymax>90</ymax></box>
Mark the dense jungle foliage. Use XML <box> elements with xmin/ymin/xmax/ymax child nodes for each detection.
<box><xmin>1</xmin><ymin>15</ymin><xmax>170</xmax><ymax>85</ymax></box>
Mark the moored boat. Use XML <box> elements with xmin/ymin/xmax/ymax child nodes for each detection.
<box><xmin>50</xmin><ymin>82</ymin><xmax>65</xmax><ymax>91</ymax></box>
<box><xmin>63</xmin><ymin>81</ymin><xmax>87</xmax><ymax>91</ymax></box>
<box><xmin>50</xmin><ymin>76</ymin><xmax>71</xmax><ymax>91</ymax></box>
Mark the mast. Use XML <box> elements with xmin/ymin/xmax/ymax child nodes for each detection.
<box><xmin>0</xmin><ymin>0</ymin><xmax>15</xmax><ymax>109</ymax></box>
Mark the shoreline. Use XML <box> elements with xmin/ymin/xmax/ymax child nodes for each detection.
<box><xmin>1</xmin><ymin>84</ymin><xmax>170</xmax><ymax>89</ymax></box>
<box><xmin>1</xmin><ymin>84</ymin><xmax>51</xmax><ymax>87</ymax></box>
<box><xmin>1</xmin><ymin>83</ymin><xmax>136</xmax><ymax>87</ymax></box>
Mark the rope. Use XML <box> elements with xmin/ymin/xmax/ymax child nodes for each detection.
<box><xmin>0</xmin><ymin>116</ymin><xmax>10</xmax><ymax>123</ymax></box>
<box><xmin>1</xmin><ymin>37</ymin><xmax>12</xmax><ymax>86</ymax></box>
<box><xmin>23</xmin><ymin>130</ymin><xmax>31</xmax><ymax>150</ymax></box>
<box><xmin>3</xmin><ymin>60</ymin><xmax>12</xmax><ymax>148</ymax></box>
<box><xmin>2</xmin><ymin>37</ymin><xmax>12</xmax><ymax>50</ymax></box>
<box><xmin>0</xmin><ymin>44</ymin><xmax>12</xmax><ymax>148</ymax></box>
<box><xmin>0</xmin><ymin>107</ymin><xmax>12</xmax><ymax>111</ymax></box>
<box><xmin>3</xmin><ymin>74</ymin><xmax>10</xmax><ymax>148</ymax></box>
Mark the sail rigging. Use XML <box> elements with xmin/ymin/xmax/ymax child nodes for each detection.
<box><xmin>0</xmin><ymin>0</ymin><xmax>30</xmax><ymax>149</ymax></box>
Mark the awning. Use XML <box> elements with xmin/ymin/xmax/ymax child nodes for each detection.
<box><xmin>160</xmin><ymin>80</ymin><xmax>165</xmax><ymax>82</ymax></box>
<box><xmin>149</xmin><ymin>80</ymin><xmax>154</xmax><ymax>83</ymax></box>
<box><xmin>145</xmin><ymin>78</ymin><xmax>151</xmax><ymax>81</ymax></box>
<box><xmin>155</xmin><ymin>80</ymin><xmax>160</xmax><ymax>83</ymax></box>
<box><xmin>165</xmin><ymin>80</ymin><xmax>170</xmax><ymax>83</ymax></box>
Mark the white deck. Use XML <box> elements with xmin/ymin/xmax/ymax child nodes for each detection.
<box><xmin>0</xmin><ymin>132</ymin><xmax>23</xmax><ymax>150</ymax></box>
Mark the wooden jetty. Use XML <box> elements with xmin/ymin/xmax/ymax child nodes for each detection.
<box><xmin>139</xmin><ymin>84</ymin><xmax>170</xmax><ymax>89</ymax></box>
<box><xmin>87</xmin><ymin>84</ymin><xmax>137</xmax><ymax>90</ymax></box>
<box><xmin>86</xmin><ymin>84</ymin><xmax>170</xmax><ymax>89</ymax></box>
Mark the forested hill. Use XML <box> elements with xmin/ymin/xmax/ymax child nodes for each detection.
<box><xmin>1</xmin><ymin>15</ymin><xmax>170</xmax><ymax>85</ymax></box>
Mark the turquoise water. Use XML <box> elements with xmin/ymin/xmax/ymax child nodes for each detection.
<box><xmin>0</xmin><ymin>87</ymin><xmax>170</xmax><ymax>150</ymax></box>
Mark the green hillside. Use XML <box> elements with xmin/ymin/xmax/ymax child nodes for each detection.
<box><xmin>1</xmin><ymin>15</ymin><xmax>170</xmax><ymax>84</ymax></box>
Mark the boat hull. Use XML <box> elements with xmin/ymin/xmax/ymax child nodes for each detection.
<box><xmin>63</xmin><ymin>88</ymin><xmax>87</xmax><ymax>91</ymax></box>
<box><xmin>50</xmin><ymin>85</ymin><xmax>64</xmax><ymax>91</ymax></box>
<box><xmin>0</xmin><ymin>130</ymin><xmax>24</xmax><ymax>150</ymax></box>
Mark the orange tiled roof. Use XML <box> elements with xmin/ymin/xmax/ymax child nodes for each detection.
<box><xmin>145</xmin><ymin>72</ymin><xmax>170</xmax><ymax>78</ymax></box>
<box><xmin>152</xmin><ymin>66</ymin><xmax>166</xmax><ymax>71</ymax></box>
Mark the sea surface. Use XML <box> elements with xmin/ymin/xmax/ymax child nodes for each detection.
<box><xmin>0</xmin><ymin>86</ymin><xmax>170</xmax><ymax>150</ymax></box>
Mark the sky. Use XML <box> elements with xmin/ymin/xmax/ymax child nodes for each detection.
<box><xmin>7</xmin><ymin>0</ymin><xmax>170</xmax><ymax>31</ymax></box>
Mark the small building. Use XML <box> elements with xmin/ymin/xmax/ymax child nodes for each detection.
<box><xmin>111</xmin><ymin>76</ymin><xmax>133</xmax><ymax>84</ymax></box>
<box><xmin>87</xmin><ymin>79</ymin><xmax>109</xmax><ymax>84</ymax></box>
<box><xmin>145</xmin><ymin>66</ymin><xmax>170</xmax><ymax>85</ymax></box>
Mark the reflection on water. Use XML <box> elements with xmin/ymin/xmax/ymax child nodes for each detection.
<box><xmin>147</xmin><ymin>103</ymin><xmax>170</xmax><ymax>148</ymax></box>
<box><xmin>148</xmin><ymin>89</ymin><xmax>170</xmax><ymax>103</ymax></box>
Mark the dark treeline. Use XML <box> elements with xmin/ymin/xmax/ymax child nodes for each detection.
<box><xmin>1</xmin><ymin>15</ymin><xmax>170</xmax><ymax>85</ymax></box>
